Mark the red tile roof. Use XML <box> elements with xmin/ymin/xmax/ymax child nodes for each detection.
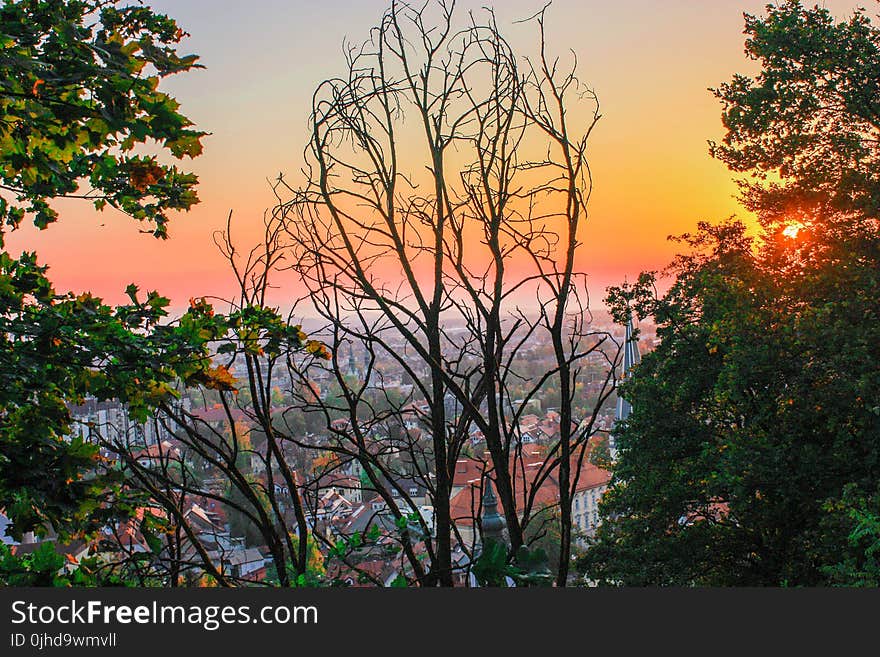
<box><xmin>449</xmin><ymin>445</ymin><xmax>610</xmax><ymax>527</ymax></box>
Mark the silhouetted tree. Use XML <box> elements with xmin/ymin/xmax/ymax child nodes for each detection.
<box><xmin>583</xmin><ymin>1</ymin><xmax>880</xmax><ymax>586</ymax></box>
<box><xmin>275</xmin><ymin>0</ymin><xmax>620</xmax><ymax>586</ymax></box>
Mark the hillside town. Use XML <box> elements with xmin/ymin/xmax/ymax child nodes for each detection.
<box><xmin>1</xmin><ymin>315</ymin><xmax>653</xmax><ymax>587</ymax></box>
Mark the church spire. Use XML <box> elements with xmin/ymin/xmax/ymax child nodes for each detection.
<box><xmin>480</xmin><ymin>479</ymin><xmax>507</xmax><ymax>545</ymax></box>
<box><xmin>611</xmin><ymin>312</ymin><xmax>640</xmax><ymax>457</ymax></box>
<box><xmin>347</xmin><ymin>345</ymin><xmax>357</xmax><ymax>378</ymax></box>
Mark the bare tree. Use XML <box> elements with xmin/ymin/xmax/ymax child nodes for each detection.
<box><xmin>91</xmin><ymin>0</ymin><xmax>624</xmax><ymax>588</ymax></box>
<box><xmin>275</xmin><ymin>0</ymin><xmax>620</xmax><ymax>586</ymax></box>
<box><xmin>87</xmin><ymin>212</ymin><xmax>331</xmax><ymax>587</ymax></box>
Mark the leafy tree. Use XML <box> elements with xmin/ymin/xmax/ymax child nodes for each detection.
<box><xmin>0</xmin><ymin>1</ymin><xmax>333</xmax><ymax>588</ymax></box>
<box><xmin>582</xmin><ymin>1</ymin><xmax>880</xmax><ymax>586</ymax></box>
<box><xmin>0</xmin><ymin>541</ymin><xmax>91</xmax><ymax>586</ymax></box>
<box><xmin>0</xmin><ymin>540</ymin><xmax>149</xmax><ymax>586</ymax></box>
<box><xmin>0</xmin><ymin>0</ymin><xmax>210</xmax><ymax>543</ymax></box>
<box><xmin>710</xmin><ymin>0</ymin><xmax>880</xmax><ymax>225</ymax></box>
<box><xmin>822</xmin><ymin>486</ymin><xmax>880</xmax><ymax>586</ymax></box>
<box><xmin>263</xmin><ymin>535</ymin><xmax>325</xmax><ymax>587</ymax></box>
<box><xmin>0</xmin><ymin>0</ymin><xmax>204</xmax><ymax>235</ymax></box>
<box><xmin>1</xmin><ymin>279</ymin><xmax>231</xmax><ymax>542</ymax></box>
<box><xmin>224</xmin><ymin>475</ymin><xmax>269</xmax><ymax>548</ymax></box>
<box><xmin>98</xmin><ymin>300</ymin><xmax>326</xmax><ymax>587</ymax></box>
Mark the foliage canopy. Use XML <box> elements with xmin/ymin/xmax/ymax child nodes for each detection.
<box><xmin>584</xmin><ymin>0</ymin><xmax>880</xmax><ymax>586</ymax></box>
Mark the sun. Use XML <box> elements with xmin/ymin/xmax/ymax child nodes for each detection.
<box><xmin>782</xmin><ymin>223</ymin><xmax>803</xmax><ymax>239</ymax></box>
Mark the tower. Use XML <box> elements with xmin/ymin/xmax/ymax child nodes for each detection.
<box><xmin>480</xmin><ymin>479</ymin><xmax>507</xmax><ymax>545</ymax></box>
<box><xmin>347</xmin><ymin>345</ymin><xmax>357</xmax><ymax>378</ymax></box>
<box><xmin>611</xmin><ymin>312</ymin><xmax>641</xmax><ymax>458</ymax></box>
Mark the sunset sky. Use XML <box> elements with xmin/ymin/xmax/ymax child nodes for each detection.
<box><xmin>4</xmin><ymin>0</ymin><xmax>868</xmax><ymax>313</ymax></box>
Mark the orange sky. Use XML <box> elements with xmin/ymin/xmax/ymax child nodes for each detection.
<box><xmin>4</xmin><ymin>0</ymin><xmax>868</xmax><ymax>313</ymax></box>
